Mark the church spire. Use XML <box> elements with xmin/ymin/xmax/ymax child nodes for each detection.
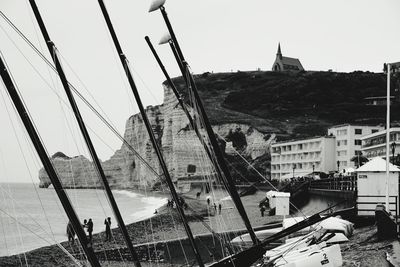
<box><xmin>277</xmin><ymin>42</ymin><xmax>282</xmax><ymax>60</ymax></box>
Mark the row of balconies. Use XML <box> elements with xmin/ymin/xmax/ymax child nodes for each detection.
<box><xmin>271</xmin><ymin>142</ymin><xmax>322</xmax><ymax>154</ymax></box>
<box><xmin>271</xmin><ymin>153</ymin><xmax>322</xmax><ymax>162</ymax></box>
<box><xmin>271</xmin><ymin>162</ymin><xmax>322</xmax><ymax>172</ymax></box>
<box><xmin>362</xmin><ymin>133</ymin><xmax>400</xmax><ymax>148</ymax></box>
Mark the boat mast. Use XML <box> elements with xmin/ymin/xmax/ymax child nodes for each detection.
<box><xmin>0</xmin><ymin>54</ymin><xmax>101</xmax><ymax>267</ymax></box>
<box><xmin>144</xmin><ymin>36</ymin><xmax>223</xmax><ymax>181</ymax></box>
<box><xmin>150</xmin><ymin>2</ymin><xmax>259</xmax><ymax>245</ymax></box>
<box><xmin>27</xmin><ymin>1</ymin><xmax>142</xmax><ymax>266</ymax></box>
<box><xmin>96</xmin><ymin>1</ymin><xmax>204</xmax><ymax>266</ymax></box>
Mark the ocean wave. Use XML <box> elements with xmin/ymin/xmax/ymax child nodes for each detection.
<box><xmin>130</xmin><ymin>196</ymin><xmax>167</xmax><ymax>222</ymax></box>
<box><xmin>114</xmin><ymin>190</ymin><xmax>142</xmax><ymax>198</ymax></box>
<box><xmin>141</xmin><ymin>196</ymin><xmax>168</xmax><ymax>206</ymax></box>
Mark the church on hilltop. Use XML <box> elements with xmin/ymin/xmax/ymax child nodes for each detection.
<box><xmin>272</xmin><ymin>43</ymin><xmax>304</xmax><ymax>72</ymax></box>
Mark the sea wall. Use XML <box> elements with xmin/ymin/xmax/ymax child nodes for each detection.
<box><xmin>38</xmin><ymin>84</ymin><xmax>272</xmax><ymax>189</ymax></box>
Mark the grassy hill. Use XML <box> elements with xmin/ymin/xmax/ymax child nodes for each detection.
<box><xmin>171</xmin><ymin>70</ymin><xmax>400</xmax><ymax>141</ymax></box>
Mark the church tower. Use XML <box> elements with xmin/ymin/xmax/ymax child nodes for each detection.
<box><xmin>277</xmin><ymin>43</ymin><xmax>283</xmax><ymax>60</ymax></box>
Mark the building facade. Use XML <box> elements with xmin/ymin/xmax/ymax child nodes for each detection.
<box><xmin>270</xmin><ymin>136</ymin><xmax>336</xmax><ymax>180</ymax></box>
<box><xmin>327</xmin><ymin>125</ymin><xmax>384</xmax><ymax>169</ymax></box>
<box><xmin>361</xmin><ymin>127</ymin><xmax>400</xmax><ymax>160</ymax></box>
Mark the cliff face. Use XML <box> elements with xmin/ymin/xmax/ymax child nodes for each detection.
<box><xmin>38</xmin><ymin>84</ymin><xmax>272</xmax><ymax>189</ymax></box>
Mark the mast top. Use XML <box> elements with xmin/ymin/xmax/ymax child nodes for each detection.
<box><xmin>159</xmin><ymin>33</ymin><xmax>171</xmax><ymax>45</ymax></box>
<box><xmin>149</xmin><ymin>0</ymin><xmax>166</xmax><ymax>12</ymax></box>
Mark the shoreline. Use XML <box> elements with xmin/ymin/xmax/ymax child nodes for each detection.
<box><xmin>0</xmin><ymin>187</ymin><xmax>170</xmax><ymax>258</ymax></box>
<box><xmin>0</xmin><ymin>190</ymin><xmax>269</xmax><ymax>266</ymax></box>
<box><xmin>1</xmin><ymin>189</ymin><xmax>396</xmax><ymax>267</ymax></box>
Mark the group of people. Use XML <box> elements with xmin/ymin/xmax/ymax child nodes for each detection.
<box><xmin>206</xmin><ymin>198</ymin><xmax>222</xmax><ymax>215</ymax></box>
<box><xmin>167</xmin><ymin>197</ymin><xmax>188</xmax><ymax>210</ymax></box>
<box><xmin>66</xmin><ymin>217</ymin><xmax>112</xmax><ymax>245</ymax></box>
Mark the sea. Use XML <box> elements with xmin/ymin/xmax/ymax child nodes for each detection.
<box><xmin>0</xmin><ymin>183</ymin><xmax>167</xmax><ymax>257</ymax></box>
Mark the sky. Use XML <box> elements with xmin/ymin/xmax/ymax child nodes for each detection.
<box><xmin>0</xmin><ymin>0</ymin><xmax>399</xmax><ymax>183</ymax></box>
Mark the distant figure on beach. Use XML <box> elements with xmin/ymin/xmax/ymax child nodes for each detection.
<box><xmin>83</xmin><ymin>219</ymin><xmax>87</xmax><ymax>229</ymax></box>
<box><xmin>154</xmin><ymin>209</ymin><xmax>158</xmax><ymax>214</ymax></box>
<box><xmin>104</xmin><ymin>217</ymin><xmax>112</xmax><ymax>242</ymax></box>
<box><xmin>207</xmin><ymin>197</ymin><xmax>210</xmax><ymax>206</ymax></box>
<box><xmin>167</xmin><ymin>199</ymin><xmax>171</xmax><ymax>207</ymax></box>
<box><xmin>87</xmin><ymin>218</ymin><xmax>93</xmax><ymax>242</ymax></box>
<box><xmin>196</xmin><ymin>192</ymin><xmax>201</xmax><ymax>199</ymax></box>
<box><xmin>218</xmin><ymin>203</ymin><xmax>222</xmax><ymax>215</ymax></box>
<box><xmin>260</xmin><ymin>206</ymin><xmax>265</xmax><ymax>217</ymax></box>
<box><xmin>213</xmin><ymin>203</ymin><xmax>217</xmax><ymax>213</ymax></box>
<box><xmin>66</xmin><ymin>221</ymin><xmax>75</xmax><ymax>244</ymax></box>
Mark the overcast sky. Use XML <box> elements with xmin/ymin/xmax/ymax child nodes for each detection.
<box><xmin>0</xmin><ymin>0</ymin><xmax>399</xmax><ymax>183</ymax></box>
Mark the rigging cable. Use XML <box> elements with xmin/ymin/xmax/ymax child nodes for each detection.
<box><xmin>0</xmin><ymin>11</ymin><xmax>159</xmax><ymax>178</ymax></box>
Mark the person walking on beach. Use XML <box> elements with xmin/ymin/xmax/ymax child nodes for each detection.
<box><xmin>207</xmin><ymin>197</ymin><xmax>210</xmax><ymax>206</ymax></box>
<box><xmin>260</xmin><ymin>206</ymin><xmax>266</xmax><ymax>217</ymax></box>
<box><xmin>218</xmin><ymin>203</ymin><xmax>222</xmax><ymax>215</ymax></box>
<box><xmin>66</xmin><ymin>221</ymin><xmax>75</xmax><ymax>245</ymax></box>
<box><xmin>87</xmin><ymin>218</ymin><xmax>93</xmax><ymax>243</ymax></box>
<box><xmin>213</xmin><ymin>203</ymin><xmax>217</xmax><ymax>213</ymax></box>
<box><xmin>104</xmin><ymin>217</ymin><xmax>112</xmax><ymax>242</ymax></box>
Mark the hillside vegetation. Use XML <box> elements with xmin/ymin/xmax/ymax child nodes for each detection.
<box><xmin>171</xmin><ymin>70</ymin><xmax>400</xmax><ymax>141</ymax></box>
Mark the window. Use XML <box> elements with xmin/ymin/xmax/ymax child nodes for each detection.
<box><xmin>355</xmin><ymin>150</ymin><xmax>362</xmax><ymax>156</ymax></box>
<box><xmin>355</xmin><ymin>129</ymin><xmax>362</xmax><ymax>135</ymax></box>
<box><xmin>187</xmin><ymin>164</ymin><xmax>196</xmax><ymax>173</ymax></box>
<box><xmin>354</xmin><ymin>139</ymin><xmax>362</xmax><ymax>146</ymax></box>
<box><xmin>337</xmin><ymin>140</ymin><xmax>348</xmax><ymax>146</ymax></box>
<box><xmin>298</xmin><ymin>144</ymin><xmax>303</xmax><ymax>150</ymax></box>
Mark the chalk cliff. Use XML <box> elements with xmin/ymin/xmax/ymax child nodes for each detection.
<box><xmin>38</xmin><ymin>84</ymin><xmax>272</xmax><ymax>189</ymax></box>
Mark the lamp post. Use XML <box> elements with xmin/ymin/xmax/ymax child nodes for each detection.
<box><xmin>391</xmin><ymin>142</ymin><xmax>396</xmax><ymax>165</ymax></box>
<box><xmin>384</xmin><ymin>62</ymin><xmax>392</xmax><ymax>212</ymax></box>
<box><xmin>312</xmin><ymin>164</ymin><xmax>315</xmax><ymax>173</ymax></box>
<box><xmin>292</xmin><ymin>164</ymin><xmax>296</xmax><ymax>179</ymax></box>
<box><xmin>337</xmin><ymin>160</ymin><xmax>340</xmax><ymax>172</ymax></box>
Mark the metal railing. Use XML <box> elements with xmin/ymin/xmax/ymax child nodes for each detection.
<box><xmin>309</xmin><ymin>175</ymin><xmax>357</xmax><ymax>191</ymax></box>
<box><xmin>356</xmin><ymin>195</ymin><xmax>398</xmax><ymax>224</ymax></box>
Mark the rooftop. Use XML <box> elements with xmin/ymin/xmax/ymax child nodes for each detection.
<box><xmin>355</xmin><ymin>157</ymin><xmax>400</xmax><ymax>172</ymax></box>
<box><xmin>328</xmin><ymin>124</ymin><xmax>383</xmax><ymax>129</ymax></box>
<box><xmin>360</xmin><ymin>127</ymin><xmax>400</xmax><ymax>140</ymax></box>
<box><xmin>281</xmin><ymin>56</ymin><xmax>304</xmax><ymax>70</ymax></box>
<box><xmin>272</xmin><ymin>135</ymin><xmax>335</xmax><ymax>146</ymax></box>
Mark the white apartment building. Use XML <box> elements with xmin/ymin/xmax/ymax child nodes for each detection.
<box><xmin>361</xmin><ymin>127</ymin><xmax>400</xmax><ymax>160</ymax></box>
<box><xmin>270</xmin><ymin>136</ymin><xmax>336</xmax><ymax>180</ymax></box>
<box><xmin>327</xmin><ymin>124</ymin><xmax>384</xmax><ymax>169</ymax></box>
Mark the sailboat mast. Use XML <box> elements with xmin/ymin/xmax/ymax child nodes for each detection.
<box><xmin>0</xmin><ymin>55</ymin><xmax>101</xmax><ymax>267</ymax></box>
<box><xmin>155</xmin><ymin>5</ymin><xmax>259</xmax><ymax>245</ymax></box>
<box><xmin>145</xmin><ymin>36</ymin><xmax>221</xmax><ymax>177</ymax></box>
<box><xmin>96</xmin><ymin>1</ymin><xmax>204</xmax><ymax>266</ymax></box>
<box><xmin>27</xmin><ymin>1</ymin><xmax>142</xmax><ymax>266</ymax></box>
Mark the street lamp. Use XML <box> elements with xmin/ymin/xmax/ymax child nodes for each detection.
<box><xmin>383</xmin><ymin>62</ymin><xmax>400</xmax><ymax>212</ymax></box>
<box><xmin>312</xmin><ymin>164</ymin><xmax>315</xmax><ymax>173</ymax></box>
<box><xmin>292</xmin><ymin>164</ymin><xmax>296</xmax><ymax>179</ymax></box>
<box><xmin>391</xmin><ymin>141</ymin><xmax>396</xmax><ymax>164</ymax></box>
<box><xmin>337</xmin><ymin>160</ymin><xmax>340</xmax><ymax>172</ymax></box>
